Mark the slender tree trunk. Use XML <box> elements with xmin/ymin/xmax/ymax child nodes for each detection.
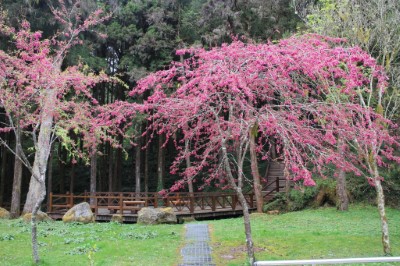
<box><xmin>249</xmin><ymin>127</ymin><xmax>263</xmax><ymax>212</ymax></box>
<box><xmin>157</xmin><ymin>134</ymin><xmax>164</xmax><ymax>191</ymax></box>
<box><xmin>11</xmin><ymin>125</ymin><xmax>23</xmax><ymax>218</ymax></box>
<box><xmin>144</xmin><ymin>138</ymin><xmax>149</xmax><ymax>193</ymax></box>
<box><xmin>115</xmin><ymin>144</ymin><xmax>122</xmax><ymax>191</ymax></box>
<box><xmin>135</xmin><ymin>137</ymin><xmax>141</xmax><ymax>193</ymax></box>
<box><xmin>47</xmin><ymin>150</ymin><xmax>53</xmax><ymax>211</ymax></box>
<box><xmin>0</xmin><ymin>135</ymin><xmax>9</xmax><ymax>207</ymax></box>
<box><xmin>143</xmin><ymin>122</ymin><xmax>149</xmax><ymax>193</ymax></box>
<box><xmin>70</xmin><ymin>160</ymin><xmax>75</xmax><ymax>194</ymax></box>
<box><xmin>373</xmin><ymin>163</ymin><xmax>391</xmax><ymax>255</ymax></box>
<box><xmin>336</xmin><ymin>139</ymin><xmax>349</xmax><ymax>211</ymax></box>
<box><xmin>221</xmin><ymin>139</ymin><xmax>255</xmax><ymax>265</ymax></box>
<box><xmin>31</xmin><ymin>176</ymin><xmax>46</xmax><ymax>264</ymax></box>
<box><xmin>58</xmin><ymin>143</ymin><xmax>64</xmax><ymax>194</ymax></box>
<box><xmin>90</xmin><ymin>150</ymin><xmax>97</xmax><ymax>205</ymax></box>
<box><xmin>108</xmin><ymin>146</ymin><xmax>113</xmax><ymax>192</ymax></box>
<box><xmin>185</xmin><ymin>139</ymin><xmax>194</xmax><ymax>194</ymax></box>
<box><xmin>97</xmin><ymin>154</ymin><xmax>102</xmax><ymax>192</ymax></box>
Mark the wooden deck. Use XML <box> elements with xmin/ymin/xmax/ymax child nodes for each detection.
<box><xmin>47</xmin><ymin>163</ymin><xmax>287</xmax><ymax>222</ymax></box>
<box><xmin>48</xmin><ymin>191</ymin><xmax>257</xmax><ymax>222</ymax></box>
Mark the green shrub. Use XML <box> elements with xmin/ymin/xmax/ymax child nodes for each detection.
<box><xmin>263</xmin><ymin>178</ymin><xmax>337</xmax><ymax>212</ymax></box>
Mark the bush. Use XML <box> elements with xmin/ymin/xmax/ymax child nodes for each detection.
<box><xmin>263</xmin><ymin>178</ymin><xmax>337</xmax><ymax>213</ymax></box>
<box><xmin>347</xmin><ymin>165</ymin><xmax>400</xmax><ymax>209</ymax></box>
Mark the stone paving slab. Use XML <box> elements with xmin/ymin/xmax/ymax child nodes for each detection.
<box><xmin>179</xmin><ymin>224</ymin><xmax>216</xmax><ymax>266</ymax></box>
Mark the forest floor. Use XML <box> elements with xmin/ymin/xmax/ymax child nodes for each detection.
<box><xmin>0</xmin><ymin>204</ymin><xmax>399</xmax><ymax>265</ymax></box>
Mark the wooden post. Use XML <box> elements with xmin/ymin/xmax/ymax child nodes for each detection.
<box><xmin>69</xmin><ymin>193</ymin><xmax>73</xmax><ymax>208</ymax></box>
<box><xmin>95</xmin><ymin>196</ymin><xmax>98</xmax><ymax>216</ymax></box>
<box><xmin>189</xmin><ymin>195</ymin><xmax>195</xmax><ymax>214</ymax></box>
<box><xmin>249</xmin><ymin>194</ymin><xmax>254</xmax><ymax>208</ymax></box>
<box><xmin>211</xmin><ymin>195</ymin><xmax>216</xmax><ymax>211</ymax></box>
<box><xmin>154</xmin><ymin>194</ymin><xmax>158</xmax><ymax>208</ymax></box>
<box><xmin>119</xmin><ymin>193</ymin><xmax>123</xmax><ymax>214</ymax></box>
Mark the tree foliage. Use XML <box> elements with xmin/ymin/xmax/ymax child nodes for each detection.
<box><xmin>122</xmin><ymin>34</ymin><xmax>399</xmax><ymax>261</ymax></box>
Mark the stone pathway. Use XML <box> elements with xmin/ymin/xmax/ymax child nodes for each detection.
<box><xmin>180</xmin><ymin>224</ymin><xmax>215</xmax><ymax>266</ymax></box>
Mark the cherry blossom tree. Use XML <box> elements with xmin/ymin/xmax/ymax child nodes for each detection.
<box><xmin>127</xmin><ymin>35</ymin><xmax>399</xmax><ymax>263</ymax></box>
<box><xmin>0</xmin><ymin>1</ymin><xmax>109</xmax><ymax>263</ymax></box>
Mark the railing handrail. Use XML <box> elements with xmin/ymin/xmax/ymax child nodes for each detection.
<box><xmin>254</xmin><ymin>257</ymin><xmax>400</xmax><ymax>265</ymax></box>
<box><xmin>49</xmin><ymin>191</ymin><xmax>256</xmax><ymax>214</ymax></box>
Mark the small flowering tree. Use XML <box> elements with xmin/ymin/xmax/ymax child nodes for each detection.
<box><xmin>0</xmin><ymin>1</ymin><xmax>109</xmax><ymax>263</ymax></box>
<box><xmin>129</xmin><ymin>35</ymin><xmax>399</xmax><ymax>263</ymax></box>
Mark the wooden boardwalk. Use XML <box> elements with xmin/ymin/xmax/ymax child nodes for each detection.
<box><xmin>48</xmin><ymin>162</ymin><xmax>286</xmax><ymax>222</ymax></box>
<box><xmin>48</xmin><ymin>191</ymin><xmax>257</xmax><ymax>222</ymax></box>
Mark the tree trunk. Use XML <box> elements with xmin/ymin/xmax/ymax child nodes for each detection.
<box><xmin>235</xmin><ymin>186</ymin><xmax>255</xmax><ymax>266</ymax></box>
<box><xmin>10</xmin><ymin>125</ymin><xmax>23</xmax><ymax>218</ymax></box>
<box><xmin>97</xmin><ymin>156</ymin><xmax>102</xmax><ymax>192</ymax></box>
<box><xmin>185</xmin><ymin>139</ymin><xmax>194</xmax><ymax>194</ymax></box>
<box><xmin>221</xmin><ymin>139</ymin><xmax>255</xmax><ymax>265</ymax></box>
<box><xmin>336</xmin><ymin>139</ymin><xmax>349</xmax><ymax>211</ymax></box>
<box><xmin>374</xmin><ymin>171</ymin><xmax>391</xmax><ymax>255</ymax></box>
<box><xmin>31</xmin><ymin>176</ymin><xmax>46</xmax><ymax>264</ymax></box>
<box><xmin>23</xmin><ymin>88</ymin><xmax>56</xmax><ymax>214</ymax></box>
<box><xmin>108</xmin><ymin>146</ymin><xmax>113</xmax><ymax>192</ymax></box>
<box><xmin>90</xmin><ymin>150</ymin><xmax>97</xmax><ymax>205</ymax></box>
<box><xmin>135</xmin><ymin>137</ymin><xmax>141</xmax><ymax>193</ymax></box>
<box><xmin>157</xmin><ymin>134</ymin><xmax>164</xmax><ymax>192</ymax></box>
<box><xmin>70</xmin><ymin>160</ymin><xmax>75</xmax><ymax>194</ymax></box>
<box><xmin>58</xmin><ymin>143</ymin><xmax>64</xmax><ymax>194</ymax></box>
<box><xmin>47</xmin><ymin>150</ymin><xmax>53</xmax><ymax>211</ymax></box>
<box><xmin>25</xmin><ymin>87</ymin><xmax>56</xmax><ymax>263</ymax></box>
<box><xmin>0</xmin><ymin>136</ymin><xmax>9</xmax><ymax>207</ymax></box>
<box><xmin>249</xmin><ymin>128</ymin><xmax>263</xmax><ymax>213</ymax></box>
<box><xmin>115</xmin><ymin>144</ymin><xmax>122</xmax><ymax>191</ymax></box>
<box><xmin>144</xmin><ymin>137</ymin><xmax>149</xmax><ymax>193</ymax></box>
<box><xmin>336</xmin><ymin>169</ymin><xmax>349</xmax><ymax>211</ymax></box>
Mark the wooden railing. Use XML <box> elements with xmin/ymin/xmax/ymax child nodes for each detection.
<box><xmin>262</xmin><ymin>177</ymin><xmax>285</xmax><ymax>200</ymax></box>
<box><xmin>48</xmin><ymin>191</ymin><xmax>255</xmax><ymax>215</ymax></box>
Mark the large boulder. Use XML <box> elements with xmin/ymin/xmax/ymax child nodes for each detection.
<box><xmin>137</xmin><ymin>207</ymin><xmax>177</xmax><ymax>225</ymax></box>
<box><xmin>0</xmin><ymin>207</ymin><xmax>10</xmax><ymax>219</ymax></box>
<box><xmin>62</xmin><ymin>202</ymin><xmax>95</xmax><ymax>224</ymax></box>
<box><xmin>22</xmin><ymin>211</ymin><xmax>53</xmax><ymax>222</ymax></box>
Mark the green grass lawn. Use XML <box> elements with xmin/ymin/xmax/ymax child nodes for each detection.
<box><xmin>209</xmin><ymin>205</ymin><xmax>400</xmax><ymax>266</ymax></box>
<box><xmin>1</xmin><ymin>205</ymin><xmax>399</xmax><ymax>266</ymax></box>
<box><xmin>0</xmin><ymin>220</ymin><xmax>183</xmax><ymax>266</ymax></box>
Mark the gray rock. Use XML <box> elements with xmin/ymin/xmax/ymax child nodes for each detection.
<box><xmin>62</xmin><ymin>202</ymin><xmax>95</xmax><ymax>223</ymax></box>
<box><xmin>137</xmin><ymin>207</ymin><xmax>177</xmax><ymax>225</ymax></box>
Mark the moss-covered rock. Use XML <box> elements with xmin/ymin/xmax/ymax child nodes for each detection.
<box><xmin>62</xmin><ymin>202</ymin><xmax>95</xmax><ymax>224</ymax></box>
<box><xmin>0</xmin><ymin>207</ymin><xmax>10</xmax><ymax>219</ymax></box>
<box><xmin>314</xmin><ymin>183</ymin><xmax>337</xmax><ymax>207</ymax></box>
<box><xmin>22</xmin><ymin>211</ymin><xmax>52</xmax><ymax>222</ymax></box>
<box><xmin>111</xmin><ymin>214</ymin><xmax>124</xmax><ymax>223</ymax></box>
<box><xmin>137</xmin><ymin>207</ymin><xmax>177</xmax><ymax>225</ymax></box>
